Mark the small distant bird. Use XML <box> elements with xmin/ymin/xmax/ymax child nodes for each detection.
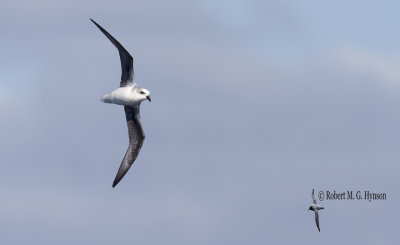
<box><xmin>91</xmin><ymin>19</ymin><xmax>151</xmax><ymax>188</ymax></box>
<box><xmin>308</xmin><ymin>188</ymin><xmax>325</xmax><ymax>232</ymax></box>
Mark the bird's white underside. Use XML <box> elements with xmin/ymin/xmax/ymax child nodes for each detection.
<box><xmin>101</xmin><ymin>86</ymin><xmax>143</xmax><ymax>106</ymax></box>
<box><xmin>310</xmin><ymin>204</ymin><xmax>324</xmax><ymax>210</ymax></box>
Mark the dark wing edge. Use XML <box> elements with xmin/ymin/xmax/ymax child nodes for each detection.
<box><xmin>315</xmin><ymin>211</ymin><xmax>320</xmax><ymax>232</ymax></box>
<box><xmin>112</xmin><ymin>106</ymin><xmax>145</xmax><ymax>188</ymax></box>
<box><xmin>90</xmin><ymin>18</ymin><xmax>135</xmax><ymax>87</ymax></box>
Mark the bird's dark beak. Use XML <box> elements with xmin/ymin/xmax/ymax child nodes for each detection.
<box><xmin>146</xmin><ymin>95</ymin><xmax>151</xmax><ymax>102</ymax></box>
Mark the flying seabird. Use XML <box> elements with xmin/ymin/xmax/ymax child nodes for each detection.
<box><xmin>91</xmin><ymin>19</ymin><xmax>151</xmax><ymax>188</ymax></box>
<box><xmin>308</xmin><ymin>188</ymin><xmax>325</xmax><ymax>232</ymax></box>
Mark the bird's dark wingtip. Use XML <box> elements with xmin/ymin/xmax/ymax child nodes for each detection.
<box><xmin>112</xmin><ymin>172</ymin><xmax>125</xmax><ymax>188</ymax></box>
<box><xmin>112</xmin><ymin>179</ymin><xmax>119</xmax><ymax>188</ymax></box>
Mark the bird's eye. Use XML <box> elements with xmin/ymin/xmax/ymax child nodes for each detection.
<box><xmin>140</xmin><ymin>91</ymin><xmax>145</xmax><ymax>95</ymax></box>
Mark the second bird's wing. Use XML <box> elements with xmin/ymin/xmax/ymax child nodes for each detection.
<box><xmin>314</xmin><ymin>211</ymin><xmax>320</xmax><ymax>232</ymax></box>
<box><xmin>312</xmin><ymin>188</ymin><xmax>317</xmax><ymax>204</ymax></box>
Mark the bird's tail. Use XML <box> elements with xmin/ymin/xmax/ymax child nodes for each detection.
<box><xmin>101</xmin><ymin>94</ymin><xmax>112</xmax><ymax>103</ymax></box>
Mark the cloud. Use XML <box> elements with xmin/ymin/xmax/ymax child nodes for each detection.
<box><xmin>332</xmin><ymin>47</ymin><xmax>400</xmax><ymax>87</ymax></box>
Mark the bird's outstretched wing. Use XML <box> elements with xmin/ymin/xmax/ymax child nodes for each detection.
<box><xmin>312</xmin><ymin>188</ymin><xmax>317</xmax><ymax>204</ymax></box>
<box><xmin>314</xmin><ymin>211</ymin><xmax>320</xmax><ymax>232</ymax></box>
<box><xmin>91</xmin><ymin>19</ymin><xmax>135</xmax><ymax>87</ymax></box>
<box><xmin>112</xmin><ymin>106</ymin><xmax>145</xmax><ymax>187</ymax></box>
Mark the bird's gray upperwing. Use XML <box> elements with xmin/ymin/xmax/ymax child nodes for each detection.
<box><xmin>90</xmin><ymin>19</ymin><xmax>135</xmax><ymax>87</ymax></box>
<box><xmin>314</xmin><ymin>210</ymin><xmax>320</xmax><ymax>232</ymax></box>
<box><xmin>112</xmin><ymin>106</ymin><xmax>145</xmax><ymax>187</ymax></box>
<box><xmin>312</xmin><ymin>188</ymin><xmax>317</xmax><ymax>204</ymax></box>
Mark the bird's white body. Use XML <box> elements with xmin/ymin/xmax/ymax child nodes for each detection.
<box><xmin>309</xmin><ymin>204</ymin><xmax>324</xmax><ymax>211</ymax></box>
<box><xmin>101</xmin><ymin>86</ymin><xmax>150</xmax><ymax>106</ymax></box>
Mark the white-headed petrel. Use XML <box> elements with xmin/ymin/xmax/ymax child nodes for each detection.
<box><xmin>308</xmin><ymin>188</ymin><xmax>325</xmax><ymax>232</ymax></box>
<box><xmin>91</xmin><ymin>19</ymin><xmax>151</xmax><ymax>188</ymax></box>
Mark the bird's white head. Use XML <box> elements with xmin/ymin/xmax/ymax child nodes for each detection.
<box><xmin>138</xmin><ymin>88</ymin><xmax>151</xmax><ymax>102</ymax></box>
